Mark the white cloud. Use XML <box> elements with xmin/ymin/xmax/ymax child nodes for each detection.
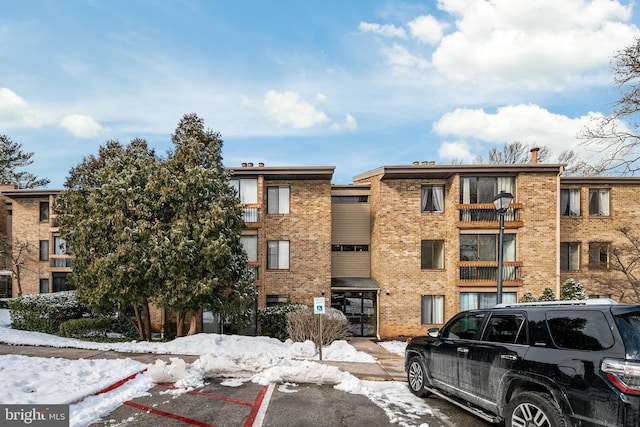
<box><xmin>382</xmin><ymin>44</ymin><xmax>430</xmax><ymax>73</ymax></box>
<box><xmin>0</xmin><ymin>88</ymin><xmax>42</xmax><ymax>128</ymax></box>
<box><xmin>432</xmin><ymin>0</ymin><xmax>640</xmax><ymax>84</ymax></box>
<box><xmin>438</xmin><ymin>140</ymin><xmax>473</xmax><ymax>162</ymax></box>
<box><xmin>60</xmin><ymin>114</ymin><xmax>103</xmax><ymax>138</ymax></box>
<box><xmin>433</xmin><ymin>104</ymin><xmax>593</xmax><ymax>156</ymax></box>
<box><xmin>408</xmin><ymin>15</ymin><xmax>446</xmax><ymax>44</ymax></box>
<box><xmin>264</xmin><ymin>90</ymin><xmax>330</xmax><ymax>129</ymax></box>
<box><xmin>332</xmin><ymin>113</ymin><xmax>358</xmax><ymax>131</ymax></box>
<box><xmin>359</xmin><ymin>22</ymin><xmax>407</xmax><ymax>39</ymax></box>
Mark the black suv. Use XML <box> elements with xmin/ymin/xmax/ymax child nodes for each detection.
<box><xmin>405</xmin><ymin>299</ymin><xmax>640</xmax><ymax>427</ymax></box>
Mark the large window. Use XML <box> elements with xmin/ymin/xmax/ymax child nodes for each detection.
<box><xmin>267</xmin><ymin>240</ymin><xmax>289</xmax><ymax>270</ymax></box>
<box><xmin>240</xmin><ymin>235</ymin><xmax>258</xmax><ymax>262</ymax></box>
<box><xmin>589</xmin><ymin>242</ymin><xmax>609</xmax><ymax>269</ymax></box>
<box><xmin>52</xmin><ymin>273</ymin><xmax>74</xmax><ymax>292</ymax></box>
<box><xmin>421</xmin><ymin>185</ymin><xmax>444</xmax><ymax>213</ymax></box>
<box><xmin>460</xmin><ymin>292</ymin><xmax>517</xmax><ymax>310</ymax></box>
<box><xmin>421</xmin><ymin>240</ymin><xmax>444</xmax><ymax>269</ymax></box>
<box><xmin>560</xmin><ymin>242</ymin><xmax>580</xmax><ymax>271</ymax></box>
<box><xmin>229</xmin><ymin>178</ymin><xmax>258</xmax><ymax>204</ymax></box>
<box><xmin>560</xmin><ymin>189</ymin><xmax>580</xmax><ymax>216</ymax></box>
<box><xmin>460</xmin><ymin>176</ymin><xmax>515</xmax><ymax>204</ymax></box>
<box><xmin>39</xmin><ymin>279</ymin><xmax>49</xmax><ymax>294</ymax></box>
<box><xmin>589</xmin><ymin>188</ymin><xmax>610</xmax><ymax>216</ymax></box>
<box><xmin>460</xmin><ymin>234</ymin><xmax>515</xmax><ymax>262</ymax></box>
<box><xmin>421</xmin><ymin>295</ymin><xmax>444</xmax><ymax>324</ymax></box>
<box><xmin>267</xmin><ymin>186</ymin><xmax>290</xmax><ymax>214</ymax></box>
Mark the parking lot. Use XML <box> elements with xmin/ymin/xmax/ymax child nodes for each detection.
<box><xmin>88</xmin><ymin>378</ymin><xmax>491</xmax><ymax>427</ymax></box>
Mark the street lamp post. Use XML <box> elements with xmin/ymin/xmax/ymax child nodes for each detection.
<box><xmin>493</xmin><ymin>191</ymin><xmax>514</xmax><ymax>305</ymax></box>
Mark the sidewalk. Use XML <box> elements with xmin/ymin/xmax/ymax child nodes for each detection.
<box><xmin>0</xmin><ymin>338</ymin><xmax>406</xmax><ymax>382</ymax></box>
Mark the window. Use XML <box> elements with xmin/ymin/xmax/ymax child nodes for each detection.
<box><xmin>267</xmin><ymin>240</ymin><xmax>289</xmax><ymax>270</ymax></box>
<box><xmin>53</xmin><ymin>235</ymin><xmax>66</xmax><ymax>254</ymax></box>
<box><xmin>589</xmin><ymin>242</ymin><xmax>609</xmax><ymax>269</ymax></box>
<box><xmin>589</xmin><ymin>188</ymin><xmax>610</xmax><ymax>216</ymax></box>
<box><xmin>421</xmin><ymin>185</ymin><xmax>444</xmax><ymax>213</ymax></box>
<box><xmin>560</xmin><ymin>189</ymin><xmax>580</xmax><ymax>216</ymax></box>
<box><xmin>39</xmin><ymin>279</ymin><xmax>49</xmax><ymax>294</ymax></box>
<box><xmin>441</xmin><ymin>313</ymin><xmax>486</xmax><ymax>340</ymax></box>
<box><xmin>240</xmin><ymin>235</ymin><xmax>258</xmax><ymax>262</ymax></box>
<box><xmin>229</xmin><ymin>178</ymin><xmax>258</xmax><ymax>204</ymax></box>
<box><xmin>39</xmin><ymin>240</ymin><xmax>49</xmax><ymax>261</ymax></box>
<box><xmin>39</xmin><ymin>202</ymin><xmax>49</xmax><ymax>222</ymax></box>
<box><xmin>483</xmin><ymin>314</ymin><xmax>525</xmax><ymax>344</ymax></box>
<box><xmin>560</xmin><ymin>242</ymin><xmax>580</xmax><ymax>271</ymax></box>
<box><xmin>547</xmin><ymin>311</ymin><xmax>614</xmax><ymax>350</ymax></box>
<box><xmin>52</xmin><ymin>272</ymin><xmax>75</xmax><ymax>292</ymax></box>
<box><xmin>332</xmin><ymin>244</ymin><xmax>369</xmax><ymax>252</ymax></box>
<box><xmin>331</xmin><ymin>196</ymin><xmax>368</xmax><ymax>203</ymax></box>
<box><xmin>421</xmin><ymin>295</ymin><xmax>444</xmax><ymax>324</ymax></box>
<box><xmin>421</xmin><ymin>240</ymin><xmax>444</xmax><ymax>269</ymax></box>
<box><xmin>267</xmin><ymin>186</ymin><xmax>290</xmax><ymax>214</ymax></box>
<box><xmin>460</xmin><ymin>234</ymin><xmax>515</xmax><ymax>261</ymax></box>
<box><xmin>460</xmin><ymin>292</ymin><xmax>517</xmax><ymax>310</ymax></box>
<box><xmin>460</xmin><ymin>176</ymin><xmax>515</xmax><ymax>204</ymax></box>
<box><xmin>266</xmin><ymin>294</ymin><xmax>290</xmax><ymax>306</ymax></box>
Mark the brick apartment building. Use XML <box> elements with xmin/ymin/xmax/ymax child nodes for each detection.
<box><xmin>1</xmin><ymin>159</ymin><xmax>639</xmax><ymax>339</ymax></box>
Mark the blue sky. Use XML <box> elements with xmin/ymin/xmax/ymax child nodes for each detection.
<box><xmin>2</xmin><ymin>0</ymin><xmax>639</xmax><ymax>187</ymax></box>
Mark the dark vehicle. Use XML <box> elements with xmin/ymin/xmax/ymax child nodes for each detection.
<box><xmin>405</xmin><ymin>299</ymin><xmax>640</xmax><ymax>427</ymax></box>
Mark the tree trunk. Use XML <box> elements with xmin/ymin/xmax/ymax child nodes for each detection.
<box><xmin>133</xmin><ymin>304</ymin><xmax>145</xmax><ymax>340</ymax></box>
<box><xmin>176</xmin><ymin>311</ymin><xmax>185</xmax><ymax>337</ymax></box>
<box><xmin>187</xmin><ymin>313</ymin><xmax>197</xmax><ymax>336</ymax></box>
<box><xmin>14</xmin><ymin>266</ymin><xmax>22</xmax><ymax>297</ymax></box>
<box><xmin>142</xmin><ymin>299</ymin><xmax>152</xmax><ymax>341</ymax></box>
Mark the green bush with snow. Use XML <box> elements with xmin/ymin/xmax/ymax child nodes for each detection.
<box><xmin>7</xmin><ymin>291</ymin><xmax>91</xmax><ymax>334</ymax></box>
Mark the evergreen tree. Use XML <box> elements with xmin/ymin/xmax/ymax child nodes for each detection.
<box><xmin>151</xmin><ymin>114</ymin><xmax>256</xmax><ymax>336</ymax></box>
<box><xmin>538</xmin><ymin>287</ymin><xmax>556</xmax><ymax>301</ymax></box>
<box><xmin>55</xmin><ymin>139</ymin><xmax>160</xmax><ymax>340</ymax></box>
<box><xmin>519</xmin><ymin>291</ymin><xmax>537</xmax><ymax>303</ymax></box>
<box><xmin>559</xmin><ymin>278</ymin><xmax>587</xmax><ymax>300</ymax></box>
<box><xmin>0</xmin><ymin>134</ymin><xmax>49</xmax><ymax>188</ymax></box>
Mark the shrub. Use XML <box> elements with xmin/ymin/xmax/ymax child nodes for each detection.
<box><xmin>538</xmin><ymin>287</ymin><xmax>556</xmax><ymax>302</ymax></box>
<box><xmin>59</xmin><ymin>317</ymin><xmax>110</xmax><ymax>338</ymax></box>
<box><xmin>258</xmin><ymin>303</ymin><xmax>306</xmax><ymax>341</ymax></box>
<box><xmin>560</xmin><ymin>278</ymin><xmax>587</xmax><ymax>300</ymax></box>
<box><xmin>519</xmin><ymin>291</ymin><xmax>537</xmax><ymax>303</ymax></box>
<box><xmin>7</xmin><ymin>291</ymin><xmax>91</xmax><ymax>334</ymax></box>
<box><xmin>286</xmin><ymin>306</ymin><xmax>349</xmax><ymax>345</ymax></box>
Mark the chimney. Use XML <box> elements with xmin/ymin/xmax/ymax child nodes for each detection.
<box><xmin>530</xmin><ymin>147</ymin><xmax>540</xmax><ymax>164</ymax></box>
<box><xmin>247</xmin><ymin>162</ymin><xmax>254</xmax><ymax>167</ymax></box>
<box><xmin>258</xmin><ymin>162</ymin><xmax>265</xmax><ymax>167</ymax></box>
<box><xmin>421</xmin><ymin>161</ymin><xmax>428</xmax><ymax>165</ymax></box>
<box><xmin>241</xmin><ymin>162</ymin><xmax>247</xmax><ymax>167</ymax></box>
<box><xmin>412</xmin><ymin>161</ymin><xmax>419</xmax><ymax>166</ymax></box>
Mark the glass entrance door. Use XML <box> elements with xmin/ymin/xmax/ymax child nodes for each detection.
<box><xmin>331</xmin><ymin>291</ymin><xmax>377</xmax><ymax>337</ymax></box>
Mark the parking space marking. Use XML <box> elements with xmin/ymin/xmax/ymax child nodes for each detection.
<box><xmin>248</xmin><ymin>383</ymin><xmax>274</xmax><ymax>427</ymax></box>
<box><xmin>124</xmin><ymin>400</ymin><xmax>216</xmax><ymax>427</ymax></box>
<box><xmin>160</xmin><ymin>383</ymin><xmax>256</xmax><ymax>407</ymax></box>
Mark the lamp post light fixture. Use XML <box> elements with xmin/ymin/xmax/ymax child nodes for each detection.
<box><xmin>493</xmin><ymin>191</ymin><xmax>514</xmax><ymax>304</ymax></box>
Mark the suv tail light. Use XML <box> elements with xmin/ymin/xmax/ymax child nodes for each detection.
<box><xmin>601</xmin><ymin>358</ymin><xmax>640</xmax><ymax>395</ymax></box>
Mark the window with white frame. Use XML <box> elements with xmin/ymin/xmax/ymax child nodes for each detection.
<box><xmin>589</xmin><ymin>188</ymin><xmax>609</xmax><ymax>216</ymax></box>
<box><xmin>229</xmin><ymin>178</ymin><xmax>258</xmax><ymax>204</ymax></box>
<box><xmin>421</xmin><ymin>185</ymin><xmax>444</xmax><ymax>213</ymax></box>
<box><xmin>240</xmin><ymin>235</ymin><xmax>258</xmax><ymax>262</ymax></box>
<box><xmin>267</xmin><ymin>186</ymin><xmax>290</xmax><ymax>214</ymax></box>
<box><xmin>589</xmin><ymin>242</ymin><xmax>609</xmax><ymax>269</ymax></box>
<box><xmin>267</xmin><ymin>240</ymin><xmax>289</xmax><ymax>270</ymax></box>
<box><xmin>460</xmin><ymin>292</ymin><xmax>517</xmax><ymax>310</ymax></box>
<box><xmin>421</xmin><ymin>295</ymin><xmax>444</xmax><ymax>324</ymax></box>
<box><xmin>560</xmin><ymin>188</ymin><xmax>580</xmax><ymax>216</ymax></box>
<box><xmin>421</xmin><ymin>240</ymin><xmax>444</xmax><ymax>269</ymax></box>
<box><xmin>560</xmin><ymin>242</ymin><xmax>580</xmax><ymax>271</ymax></box>
<box><xmin>460</xmin><ymin>176</ymin><xmax>515</xmax><ymax>204</ymax></box>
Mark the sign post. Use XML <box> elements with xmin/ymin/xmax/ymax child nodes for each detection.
<box><xmin>313</xmin><ymin>297</ymin><xmax>326</xmax><ymax>360</ymax></box>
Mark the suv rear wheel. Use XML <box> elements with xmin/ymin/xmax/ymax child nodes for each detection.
<box><xmin>407</xmin><ymin>356</ymin><xmax>431</xmax><ymax>397</ymax></box>
<box><xmin>506</xmin><ymin>391</ymin><xmax>566</xmax><ymax>427</ymax></box>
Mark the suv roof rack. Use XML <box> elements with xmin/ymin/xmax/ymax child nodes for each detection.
<box><xmin>495</xmin><ymin>298</ymin><xmax>618</xmax><ymax>308</ymax></box>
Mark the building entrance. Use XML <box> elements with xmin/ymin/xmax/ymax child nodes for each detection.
<box><xmin>331</xmin><ymin>291</ymin><xmax>377</xmax><ymax>337</ymax></box>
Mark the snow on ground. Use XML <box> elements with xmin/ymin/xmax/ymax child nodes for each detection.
<box><xmin>0</xmin><ymin>309</ymin><xmax>437</xmax><ymax>427</ymax></box>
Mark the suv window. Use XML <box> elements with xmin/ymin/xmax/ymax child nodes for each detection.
<box><xmin>441</xmin><ymin>313</ymin><xmax>486</xmax><ymax>340</ymax></box>
<box><xmin>613</xmin><ymin>310</ymin><xmax>640</xmax><ymax>359</ymax></box>
<box><xmin>482</xmin><ymin>314</ymin><xmax>526</xmax><ymax>344</ymax></box>
<box><xmin>546</xmin><ymin>310</ymin><xmax>614</xmax><ymax>350</ymax></box>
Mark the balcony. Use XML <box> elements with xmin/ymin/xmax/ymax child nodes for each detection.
<box><xmin>241</xmin><ymin>205</ymin><xmax>260</xmax><ymax>226</ymax></box>
<box><xmin>457</xmin><ymin>203</ymin><xmax>523</xmax><ymax>228</ymax></box>
<box><xmin>50</xmin><ymin>256</ymin><xmax>73</xmax><ymax>269</ymax></box>
<box><xmin>457</xmin><ymin>261</ymin><xmax>523</xmax><ymax>286</ymax></box>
